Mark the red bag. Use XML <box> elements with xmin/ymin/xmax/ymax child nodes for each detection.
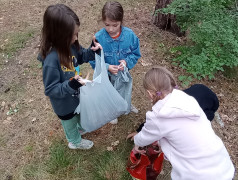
<box><xmin>126</xmin><ymin>143</ymin><xmax>164</xmax><ymax>180</ymax></box>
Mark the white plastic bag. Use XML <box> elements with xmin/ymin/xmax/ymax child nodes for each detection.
<box><xmin>76</xmin><ymin>50</ymin><xmax>128</xmax><ymax>132</ymax></box>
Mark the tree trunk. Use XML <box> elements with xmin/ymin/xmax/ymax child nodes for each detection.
<box><xmin>152</xmin><ymin>0</ymin><xmax>185</xmax><ymax>37</ymax></box>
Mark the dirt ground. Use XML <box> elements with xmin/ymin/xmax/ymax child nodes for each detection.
<box><xmin>0</xmin><ymin>0</ymin><xmax>237</xmax><ymax>179</ymax></box>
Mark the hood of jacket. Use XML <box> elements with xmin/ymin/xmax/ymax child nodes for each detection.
<box><xmin>152</xmin><ymin>89</ymin><xmax>202</xmax><ymax>120</ymax></box>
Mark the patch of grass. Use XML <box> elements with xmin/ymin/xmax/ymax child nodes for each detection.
<box><xmin>45</xmin><ymin>140</ymin><xmax>77</xmax><ymax>175</ymax></box>
<box><xmin>91</xmin><ymin>141</ymin><xmax>132</xmax><ymax>180</ymax></box>
<box><xmin>24</xmin><ymin>145</ymin><xmax>34</xmax><ymax>152</ymax></box>
<box><xmin>21</xmin><ymin>164</ymin><xmax>41</xmax><ymax>179</ymax></box>
<box><xmin>19</xmin><ymin>140</ymin><xmax>93</xmax><ymax>180</ymax></box>
<box><xmin>20</xmin><ymin>140</ymin><xmax>82</xmax><ymax>179</ymax></box>
<box><xmin>18</xmin><ymin>135</ymin><xmax>134</xmax><ymax>180</ymax></box>
<box><xmin>0</xmin><ymin>29</ymin><xmax>35</xmax><ymax>59</ymax></box>
<box><xmin>19</xmin><ymin>162</ymin><xmax>52</xmax><ymax>180</ymax></box>
<box><xmin>0</xmin><ymin>29</ymin><xmax>35</xmax><ymax>71</ymax></box>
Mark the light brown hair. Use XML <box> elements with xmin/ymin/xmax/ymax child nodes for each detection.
<box><xmin>143</xmin><ymin>66</ymin><xmax>177</xmax><ymax>104</ymax></box>
<box><xmin>102</xmin><ymin>1</ymin><xmax>124</xmax><ymax>22</ymax></box>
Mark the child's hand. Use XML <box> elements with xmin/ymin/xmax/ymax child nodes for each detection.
<box><xmin>76</xmin><ymin>77</ymin><xmax>86</xmax><ymax>85</ymax></box>
<box><xmin>109</xmin><ymin>65</ymin><xmax>119</xmax><ymax>74</ymax></box>
<box><xmin>91</xmin><ymin>36</ymin><xmax>102</xmax><ymax>51</ymax></box>
<box><xmin>118</xmin><ymin>60</ymin><xmax>127</xmax><ymax>71</ymax></box>
<box><xmin>126</xmin><ymin>132</ymin><xmax>138</xmax><ymax>141</ymax></box>
<box><xmin>74</xmin><ymin>75</ymin><xmax>81</xmax><ymax>81</ymax></box>
<box><xmin>134</xmin><ymin>145</ymin><xmax>146</xmax><ymax>154</ymax></box>
<box><xmin>74</xmin><ymin>75</ymin><xmax>91</xmax><ymax>85</ymax></box>
<box><xmin>73</xmin><ymin>75</ymin><xmax>85</xmax><ymax>85</ymax></box>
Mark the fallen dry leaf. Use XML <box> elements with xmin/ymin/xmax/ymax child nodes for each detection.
<box><xmin>106</xmin><ymin>147</ymin><xmax>113</xmax><ymax>151</ymax></box>
<box><xmin>111</xmin><ymin>140</ymin><xmax>119</xmax><ymax>147</ymax></box>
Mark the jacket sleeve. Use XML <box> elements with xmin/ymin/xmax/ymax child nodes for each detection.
<box><xmin>134</xmin><ymin>112</ymin><xmax>161</xmax><ymax>147</ymax></box>
<box><xmin>136</xmin><ymin>122</ymin><xmax>145</xmax><ymax>132</ymax></box>
<box><xmin>43</xmin><ymin>66</ymin><xmax>77</xmax><ymax>98</ymax></box>
<box><xmin>77</xmin><ymin>44</ymin><xmax>95</xmax><ymax>65</ymax></box>
<box><xmin>125</xmin><ymin>34</ymin><xmax>141</xmax><ymax>70</ymax></box>
<box><xmin>89</xmin><ymin>36</ymin><xmax>100</xmax><ymax>69</ymax></box>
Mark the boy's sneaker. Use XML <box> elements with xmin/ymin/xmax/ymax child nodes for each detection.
<box><xmin>68</xmin><ymin>139</ymin><xmax>94</xmax><ymax>150</ymax></box>
<box><xmin>131</xmin><ymin>104</ymin><xmax>139</xmax><ymax>114</ymax></box>
<box><xmin>110</xmin><ymin>118</ymin><xmax>118</xmax><ymax>124</ymax></box>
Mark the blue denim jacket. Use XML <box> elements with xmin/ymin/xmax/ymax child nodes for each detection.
<box><xmin>90</xmin><ymin>26</ymin><xmax>141</xmax><ymax>70</ymax></box>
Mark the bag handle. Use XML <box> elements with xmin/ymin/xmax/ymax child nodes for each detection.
<box><xmin>93</xmin><ymin>49</ymin><xmax>108</xmax><ymax>81</ymax></box>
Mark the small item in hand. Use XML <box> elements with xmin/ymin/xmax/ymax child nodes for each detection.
<box><xmin>78</xmin><ymin>72</ymin><xmax>92</xmax><ymax>84</ymax></box>
<box><xmin>80</xmin><ymin>79</ymin><xmax>92</xmax><ymax>83</ymax></box>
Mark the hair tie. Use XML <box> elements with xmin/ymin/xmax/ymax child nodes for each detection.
<box><xmin>175</xmin><ymin>85</ymin><xmax>179</xmax><ymax>89</ymax></box>
<box><xmin>156</xmin><ymin>91</ymin><xmax>162</xmax><ymax>96</ymax></box>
